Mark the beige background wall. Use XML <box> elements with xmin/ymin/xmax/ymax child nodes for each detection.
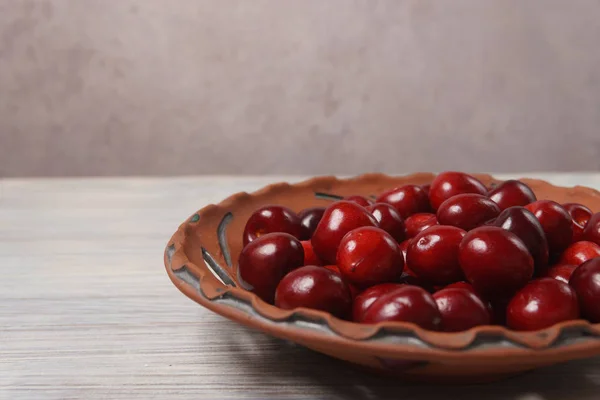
<box><xmin>1</xmin><ymin>0</ymin><xmax>599</xmax><ymax>177</ymax></box>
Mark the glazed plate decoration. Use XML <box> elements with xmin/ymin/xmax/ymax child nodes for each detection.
<box><xmin>164</xmin><ymin>173</ymin><xmax>600</xmax><ymax>383</ymax></box>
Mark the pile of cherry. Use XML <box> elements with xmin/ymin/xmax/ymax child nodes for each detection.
<box><xmin>236</xmin><ymin>172</ymin><xmax>600</xmax><ymax>332</ymax></box>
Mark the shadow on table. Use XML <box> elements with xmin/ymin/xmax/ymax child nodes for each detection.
<box><xmin>217</xmin><ymin>322</ymin><xmax>600</xmax><ymax>400</ymax></box>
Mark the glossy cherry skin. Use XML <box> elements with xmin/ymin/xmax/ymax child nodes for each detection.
<box><xmin>366</xmin><ymin>203</ymin><xmax>406</xmax><ymax>243</ymax></box>
<box><xmin>459</xmin><ymin>226</ymin><xmax>534</xmax><ymax>298</ymax></box>
<box><xmin>559</xmin><ymin>241</ymin><xmax>600</xmax><ymax>265</ymax></box>
<box><xmin>428</xmin><ymin>172</ymin><xmax>488</xmax><ymax>211</ymax></box>
<box><xmin>243</xmin><ymin>205</ymin><xmax>304</xmax><ymax>246</ymax></box>
<box><xmin>433</xmin><ymin>288</ymin><xmax>491</xmax><ymax>332</ymax></box>
<box><xmin>404</xmin><ymin>213</ymin><xmax>438</xmax><ymax>238</ymax></box>
<box><xmin>525</xmin><ymin>200</ymin><xmax>573</xmax><ymax>254</ymax></box>
<box><xmin>569</xmin><ymin>257</ymin><xmax>600</xmax><ymax>322</ymax></box>
<box><xmin>563</xmin><ymin>203</ymin><xmax>593</xmax><ymax>243</ymax></box>
<box><xmin>444</xmin><ymin>281</ymin><xmax>477</xmax><ymax>292</ymax></box>
<box><xmin>336</xmin><ymin>226</ymin><xmax>404</xmax><ymax>288</ymax></box>
<box><xmin>322</xmin><ymin>265</ymin><xmax>361</xmax><ymax>298</ymax></box>
<box><xmin>437</xmin><ymin>194</ymin><xmax>501</xmax><ymax>231</ymax></box>
<box><xmin>421</xmin><ymin>184</ymin><xmax>431</xmax><ymax>196</ymax></box>
<box><xmin>238</xmin><ymin>233</ymin><xmax>305</xmax><ymax>303</ymax></box>
<box><xmin>323</xmin><ymin>264</ymin><xmax>340</xmax><ymax>274</ymax></box>
<box><xmin>443</xmin><ymin>281</ymin><xmax>493</xmax><ymax>315</ymax></box>
<box><xmin>491</xmin><ymin>206</ymin><xmax>549</xmax><ymax>274</ymax></box>
<box><xmin>406</xmin><ymin>225</ymin><xmax>466</xmax><ymax>285</ymax></box>
<box><xmin>375</xmin><ymin>185</ymin><xmax>431</xmax><ymax>218</ymax></box>
<box><xmin>398</xmin><ymin>239</ymin><xmax>428</xmax><ymax>287</ymax></box>
<box><xmin>274</xmin><ymin>266</ymin><xmax>352</xmax><ymax>319</ymax></box>
<box><xmin>297</xmin><ymin>207</ymin><xmax>326</xmax><ymax>239</ymax></box>
<box><xmin>563</xmin><ymin>203</ymin><xmax>593</xmax><ymax>226</ymax></box>
<box><xmin>352</xmin><ymin>283</ymin><xmax>405</xmax><ymax>322</ymax></box>
<box><xmin>301</xmin><ymin>240</ymin><xmax>323</xmax><ymax>266</ymax></box>
<box><xmin>399</xmin><ymin>239</ymin><xmax>415</xmax><ymax>275</ymax></box>
<box><xmin>399</xmin><ymin>239</ymin><xmax>410</xmax><ymax>263</ymax></box>
<box><xmin>311</xmin><ymin>201</ymin><xmax>378</xmax><ymax>264</ymax></box>
<box><xmin>545</xmin><ymin>264</ymin><xmax>577</xmax><ymax>284</ymax></box>
<box><xmin>344</xmin><ymin>195</ymin><xmax>374</xmax><ymax>207</ymax></box>
<box><xmin>572</xmin><ymin>222</ymin><xmax>586</xmax><ymax>244</ymax></box>
<box><xmin>488</xmin><ymin>180</ymin><xmax>537</xmax><ymax>211</ymax></box>
<box><xmin>361</xmin><ymin>285</ymin><xmax>442</xmax><ymax>330</ymax></box>
<box><xmin>583</xmin><ymin>213</ymin><xmax>600</xmax><ymax>246</ymax></box>
<box><xmin>507</xmin><ymin>278</ymin><xmax>579</xmax><ymax>331</ymax></box>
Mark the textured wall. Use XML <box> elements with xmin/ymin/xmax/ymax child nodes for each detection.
<box><xmin>1</xmin><ymin>0</ymin><xmax>600</xmax><ymax>177</ymax></box>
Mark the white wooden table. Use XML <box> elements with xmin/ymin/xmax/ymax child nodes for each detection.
<box><xmin>3</xmin><ymin>174</ymin><xmax>600</xmax><ymax>400</ymax></box>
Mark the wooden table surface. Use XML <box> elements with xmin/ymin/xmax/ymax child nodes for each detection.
<box><xmin>3</xmin><ymin>174</ymin><xmax>600</xmax><ymax>400</ymax></box>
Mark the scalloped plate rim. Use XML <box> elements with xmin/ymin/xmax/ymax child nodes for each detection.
<box><xmin>164</xmin><ymin>172</ymin><xmax>600</xmax><ymax>361</ymax></box>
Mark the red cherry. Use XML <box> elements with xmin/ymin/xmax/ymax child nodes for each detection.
<box><xmin>569</xmin><ymin>257</ymin><xmax>600</xmax><ymax>322</ymax></box>
<box><xmin>345</xmin><ymin>195</ymin><xmax>374</xmax><ymax>207</ymax></box>
<box><xmin>443</xmin><ymin>281</ymin><xmax>493</xmax><ymax>315</ymax></box>
<box><xmin>336</xmin><ymin>226</ymin><xmax>404</xmax><ymax>288</ymax></box>
<box><xmin>507</xmin><ymin>278</ymin><xmax>579</xmax><ymax>331</ymax></box>
<box><xmin>488</xmin><ymin>180</ymin><xmax>537</xmax><ymax>211</ymax></box>
<box><xmin>559</xmin><ymin>241</ymin><xmax>600</xmax><ymax>266</ymax></box>
<box><xmin>572</xmin><ymin>223</ymin><xmax>585</xmax><ymax>244</ymax></box>
<box><xmin>323</xmin><ymin>264</ymin><xmax>340</xmax><ymax>274</ymax></box>
<box><xmin>301</xmin><ymin>240</ymin><xmax>323</xmax><ymax>266</ymax></box>
<box><xmin>322</xmin><ymin>265</ymin><xmax>361</xmax><ymax>298</ymax></box>
<box><xmin>311</xmin><ymin>201</ymin><xmax>378</xmax><ymax>264</ymax></box>
<box><xmin>398</xmin><ymin>239</ymin><xmax>429</xmax><ymax>288</ymax></box>
<box><xmin>459</xmin><ymin>226</ymin><xmax>534</xmax><ymax>297</ymax></box>
<box><xmin>437</xmin><ymin>194</ymin><xmax>501</xmax><ymax>231</ymax></box>
<box><xmin>545</xmin><ymin>264</ymin><xmax>577</xmax><ymax>284</ymax></box>
<box><xmin>297</xmin><ymin>207</ymin><xmax>326</xmax><ymax>239</ymax></box>
<box><xmin>404</xmin><ymin>213</ymin><xmax>438</xmax><ymax>238</ymax></box>
<box><xmin>563</xmin><ymin>203</ymin><xmax>593</xmax><ymax>227</ymax></box>
<box><xmin>367</xmin><ymin>203</ymin><xmax>406</xmax><ymax>243</ymax></box>
<box><xmin>421</xmin><ymin>184</ymin><xmax>431</xmax><ymax>196</ymax></box>
<box><xmin>433</xmin><ymin>288</ymin><xmax>491</xmax><ymax>332</ymax></box>
<box><xmin>406</xmin><ymin>225</ymin><xmax>466</xmax><ymax>285</ymax></box>
<box><xmin>274</xmin><ymin>266</ymin><xmax>352</xmax><ymax>319</ymax></box>
<box><xmin>243</xmin><ymin>205</ymin><xmax>304</xmax><ymax>246</ymax></box>
<box><xmin>375</xmin><ymin>185</ymin><xmax>430</xmax><ymax>218</ymax></box>
<box><xmin>238</xmin><ymin>233</ymin><xmax>304</xmax><ymax>303</ymax></box>
<box><xmin>428</xmin><ymin>172</ymin><xmax>487</xmax><ymax>211</ymax></box>
<box><xmin>563</xmin><ymin>203</ymin><xmax>593</xmax><ymax>243</ymax></box>
<box><xmin>361</xmin><ymin>286</ymin><xmax>442</xmax><ymax>330</ymax></box>
<box><xmin>352</xmin><ymin>283</ymin><xmax>405</xmax><ymax>322</ymax></box>
<box><xmin>491</xmin><ymin>206</ymin><xmax>549</xmax><ymax>274</ymax></box>
<box><xmin>525</xmin><ymin>200</ymin><xmax>573</xmax><ymax>254</ymax></box>
<box><xmin>399</xmin><ymin>239</ymin><xmax>411</xmax><ymax>263</ymax></box>
<box><xmin>583</xmin><ymin>213</ymin><xmax>600</xmax><ymax>246</ymax></box>
<box><xmin>445</xmin><ymin>281</ymin><xmax>477</xmax><ymax>292</ymax></box>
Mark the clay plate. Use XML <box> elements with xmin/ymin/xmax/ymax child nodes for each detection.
<box><xmin>164</xmin><ymin>173</ymin><xmax>600</xmax><ymax>383</ymax></box>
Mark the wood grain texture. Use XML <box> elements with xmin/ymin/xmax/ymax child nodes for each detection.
<box><xmin>2</xmin><ymin>174</ymin><xmax>600</xmax><ymax>400</ymax></box>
